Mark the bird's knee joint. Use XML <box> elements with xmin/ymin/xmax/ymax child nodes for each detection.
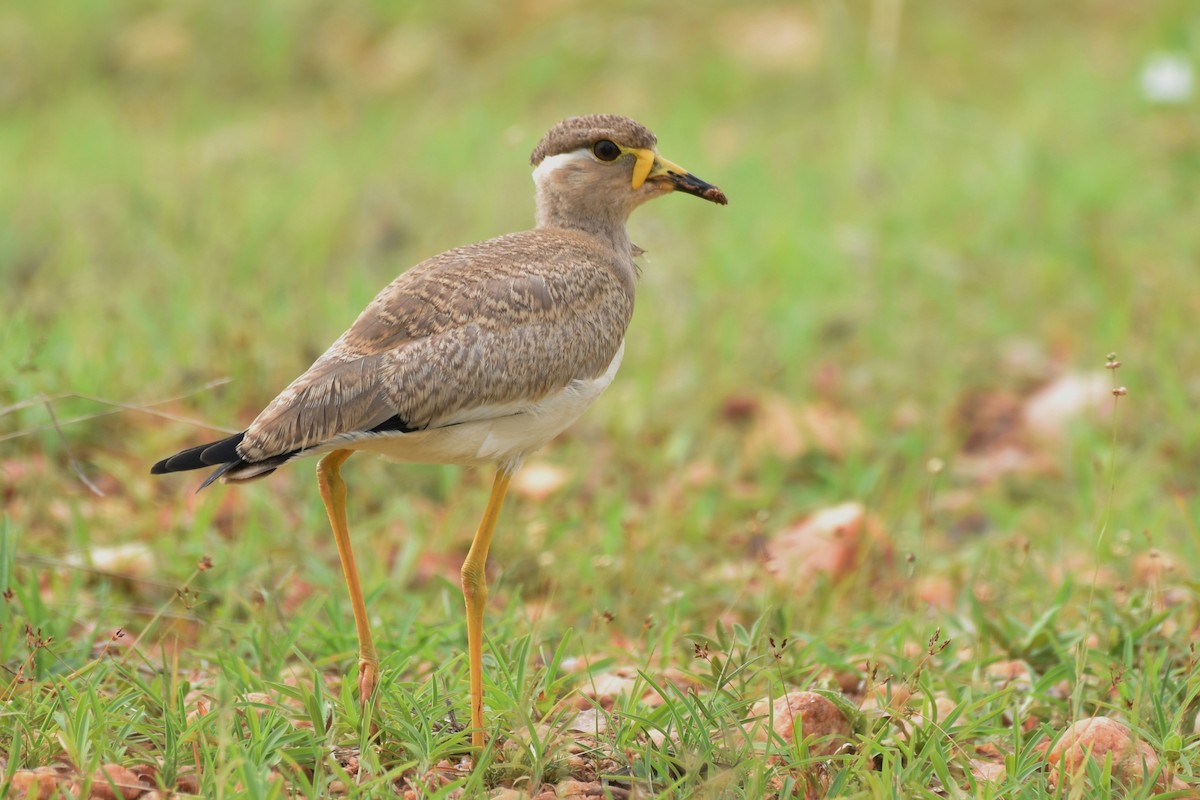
<box><xmin>461</xmin><ymin>566</ymin><xmax>486</xmax><ymax>597</ymax></box>
<box><xmin>316</xmin><ymin>465</ymin><xmax>333</xmax><ymax>488</ymax></box>
<box><xmin>316</xmin><ymin>463</ymin><xmax>347</xmax><ymax>500</ymax></box>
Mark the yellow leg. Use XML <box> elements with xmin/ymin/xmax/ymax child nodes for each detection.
<box><xmin>460</xmin><ymin>469</ymin><xmax>512</xmax><ymax>749</ymax></box>
<box><xmin>316</xmin><ymin>450</ymin><xmax>379</xmax><ymax>715</ymax></box>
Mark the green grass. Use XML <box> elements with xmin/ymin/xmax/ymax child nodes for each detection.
<box><xmin>3</xmin><ymin>1</ymin><xmax>1200</xmax><ymax>797</ymax></box>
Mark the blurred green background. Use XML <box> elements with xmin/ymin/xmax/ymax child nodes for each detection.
<box><xmin>2</xmin><ymin>1</ymin><xmax>1200</xmax><ymax>793</ymax></box>
<box><xmin>2</xmin><ymin>0</ymin><xmax>1199</xmax><ymax>712</ymax></box>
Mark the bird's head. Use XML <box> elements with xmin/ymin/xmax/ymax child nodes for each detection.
<box><xmin>530</xmin><ymin>114</ymin><xmax>727</xmax><ymax>235</ymax></box>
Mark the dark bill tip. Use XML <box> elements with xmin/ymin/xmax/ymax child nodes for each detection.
<box><xmin>666</xmin><ymin>171</ymin><xmax>728</xmax><ymax>205</ymax></box>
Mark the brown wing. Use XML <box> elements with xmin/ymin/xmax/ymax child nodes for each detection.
<box><xmin>237</xmin><ymin>230</ymin><xmax>634</xmax><ymax>462</ymax></box>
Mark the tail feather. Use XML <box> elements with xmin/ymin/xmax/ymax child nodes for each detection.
<box><xmin>151</xmin><ymin>432</ymin><xmax>246</xmax><ymax>474</ymax></box>
<box><xmin>151</xmin><ymin>431</ymin><xmax>296</xmax><ymax>490</ymax></box>
<box><xmin>197</xmin><ymin>459</ymin><xmax>241</xmax><ymax>490</ymax></box>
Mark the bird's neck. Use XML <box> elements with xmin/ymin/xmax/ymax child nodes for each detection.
<box><xmin>530</xmin><ymin>169</ymin><xmax>633</xmax><ymax>260</ymax></box>
<box><xmin>535</xmin><ymin>205</ymin><xmax>634</xmax><ymax>260</ymax></box>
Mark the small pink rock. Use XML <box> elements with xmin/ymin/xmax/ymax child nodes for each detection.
<box><xmin>554</xmin><ymin>779</ymin><xmax>604</xmax><ymax>798</ymax></box>
<box><xmin>575</xmin><ymin>666</ymin><xmax>701</xmax><ymax>709</ymax></box>
<box><xmin>88</xmin><ymin>764</ymin><xmax>143</xmax><ymax>800</ymax></box>
<box><xmin>969</xmin><ymin>759</ymin><xmax>1006</xmax><ymax>783</ymax></box>
<box><xmin>1023</xmin><ymin>372</ymin><xmax>1112</xmax><ymax>439</ymax></box>
<box><xmin>858</xmin><ymin>683</ymin><xmax>913</xmax><ymax>715</ymax></box>
<box><xmin>742</xmin><ymin>396</ymin><xmax>863</xmax><ymax>462</ymax></box>
<box><xmin>914</xmin><ymin>574</ymin><xmax>956</xmax><ymax>610</ymax></box>
<box><xmin>576</xmin><ymin>668</ymin><xmax>639</xmax><ymax>709</ymax></box>
<box><xmin>983</xmin><ymin>660</ymin><xmax>1033</xmax><ymax>689</ymax></box>
<box><xmin>765</xmin><ymin>502</ymin><xmax>891</xmax><ymax>585</ymax></box>
<box><xmin>1045</xmin><ymin>717</ymin><xmax>1182</xmax><ymax>790</ymax></box>
<box><xmin>907</xmin><ymin>693</ymin><xmax>958</xmax><ymax>732</ymax></box>
<box><xmin>749</xmin><ymin>691</ymin><xmax>851</xmax><ymax>756</ymax></box>
<box><xmin>7</xmin><ymin>770</ymin><xmax>62</xmax><ymax>800</ymax></box>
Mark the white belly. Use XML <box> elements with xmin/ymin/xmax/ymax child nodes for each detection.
<box><xmin>339</xmin><ymin>341</ymin><xmax>625</xmax><ymax>469</ymax></box>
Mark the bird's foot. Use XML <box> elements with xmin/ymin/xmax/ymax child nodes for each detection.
<box><xmin>358</xmin><ymin>658</ymin><xmax>379</xmax><ymax>706</ymax></box>
<box><xmin>358</xmin><ymin>658</ymin><xmax>380</xmax><ymax>734</ymax></box>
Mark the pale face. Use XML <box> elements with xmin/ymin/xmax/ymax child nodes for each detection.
<box><xmin>532</xmin><ymin>142</ymin><xmax>725</xmax><ymax>218</ymax></box>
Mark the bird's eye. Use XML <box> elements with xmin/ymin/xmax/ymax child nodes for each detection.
<box><xmin>592</xmin><ymin>140</ymin><xmax>621</xmax><ymax>162</ymax></box>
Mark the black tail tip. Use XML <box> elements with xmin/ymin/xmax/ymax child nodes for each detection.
<box><xmin>150</xmin><ymin>431</ymin><xmax>246</xmax><ymax>475</ymax></box>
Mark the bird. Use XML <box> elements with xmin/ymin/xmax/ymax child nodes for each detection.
<box><xmin>151</xmin><ymin>114</ymin><xmax>727</xmax><ymax>749</ymax></box>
